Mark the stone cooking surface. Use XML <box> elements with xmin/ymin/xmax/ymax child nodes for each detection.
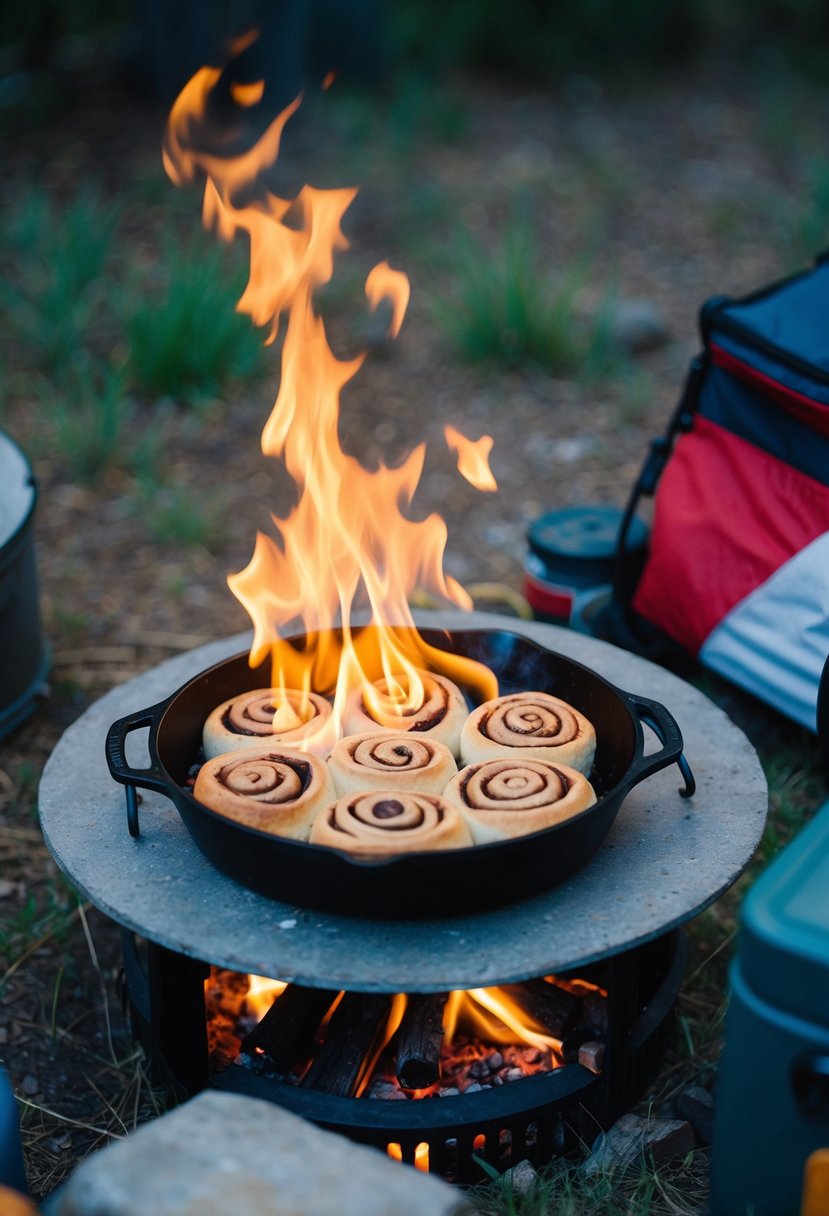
<box><xmin>39</xmin><ymin>611</ymin><xmax>767</xmax><ymax>992</ymax></box>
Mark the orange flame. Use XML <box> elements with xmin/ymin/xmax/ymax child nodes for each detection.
<box><xmin>164</xmin><ymin>49</ymin><xmax>497</xmax><ymax>751</ymax></box>
<box><xmin>444</xmin><ymin>424</ymin><xmax>497</xmax><ymax>492</ymax></box>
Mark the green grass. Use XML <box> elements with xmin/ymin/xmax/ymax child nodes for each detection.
<box><xmin>126</xmin><ymin>235</ymin><xmax>265</xmax><ymax>402</ymax></box>
<box><xmin>437</xmin><ymin>217</ymin><xmax>620</xmax><ymax>377</ymax></box>
<box><xmin>1</xmin><ymin>187</ymin><xmax>119</xmax><ymax>371</ymax></box>
<box><xmin>50</xmin><ymin>357</ymin><xmax>129</xmax><ymax>481</ymax></box>
<box><xmin>469</xmin><ymin>1152</ymin><xmax>706</xmax><ymax>1216</ymax></box>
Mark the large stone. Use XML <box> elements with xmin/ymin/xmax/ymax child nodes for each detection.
<box><xmin>57</xmin><ymin>1091</ymin><xmax>471</xmax><ymax>1216</ymax></box>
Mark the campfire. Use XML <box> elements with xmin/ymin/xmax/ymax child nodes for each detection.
<box><xmin>204</xmin><ymin>967</ymin><xmax>608</xmax><ymax>1171</ymax></box>
<box><xmin>163</xmin><ymin>38</ymin><xmax>499</xmax><ymax>747</ymax></box>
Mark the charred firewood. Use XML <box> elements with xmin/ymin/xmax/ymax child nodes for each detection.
<box><xmin>395</xmin><ymin>993</ymin><xmax>448</xmax><ymax>1090</ymax></box>
<box><xmin>241</xmin><ymin>984</ymin><xmax>339</xmax><ymax>1074</ymax></box>
<box><xmin>301</xmin><ymin>992</ymin><xmax>392</xmax><ymax>1097</ymax></box>
<box><xmin>499</xmin><ymin>979</ymin><xmax>581</xmax><ymax>1038</ymax></box>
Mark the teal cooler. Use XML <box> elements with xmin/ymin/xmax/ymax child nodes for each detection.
<box><xmin>710</xmin><ymin>802</ymin><xmax>829</xmax><ymax>1215</ymax></box>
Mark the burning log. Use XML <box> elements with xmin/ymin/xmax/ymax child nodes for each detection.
<box><xmin>395</xmin><ymin>993</ymin><xmax>448</xmax><ymax>1090</ymax></box>
<box><xmin>301</xmin><ymin>993</ymin><xmax>392</xmax><ymax>1097</ymax></box>
<box><xmin>498</xmin><ymin>980</ymin><xmax>581</xmax><ymax>1039</ymax></box>
<box><xmin>241</xmin><ymin>984</ymin><xmax>339</xmax><ymax>1074</ymax></box>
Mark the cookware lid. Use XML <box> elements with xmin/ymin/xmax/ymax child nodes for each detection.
<box><xmin>0</xmin><ymin>432</ymin><xmax>36</xmax><ymax>553</ymax></box>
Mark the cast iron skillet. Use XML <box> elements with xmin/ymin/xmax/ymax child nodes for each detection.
<box><xmin>105</xmin><ymin>627</ymin><xmax>695</xmax><ymax>917</ymax></box>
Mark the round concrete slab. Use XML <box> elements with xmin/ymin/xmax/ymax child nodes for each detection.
<box><xmin>39</xmin><ymin>611</ymin><xmax>767</xmax><ymax>992</ymax></box>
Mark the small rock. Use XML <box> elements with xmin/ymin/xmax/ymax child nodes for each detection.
<box><xmin>468</xmin><ymin>1059</ymin><xmax>490</xmax><ymax>1080</ymax></box>
<box><xmin>675</xmin><ymin>1085</ymin><xmax>715</xmax><ymax>1146</ymax></box>
<box><xmin>464</xmin><ymin>1082</ymin><xmax>484</xmax><ymax>1094</ymax></box>
<box><xmin>581</xmin><ymin>1113</ymin><xmax>695</xmax><ymax>1176</ymax></box>
<box><xmin>608</xmin><ymin>299</ymin><xmax>670</xmax><ymax>354</ymax></box>
<box><xmin>503</xmin><ymin>1068</ymin><xmax>525</xmax><ymax>1083</ymax></box>
<box><xmin>521</xmin><ymin>1047</ymin><xmax>543</xmax><ymax>1066</ymax></box>
<box><xmin>506</xmin><ymin>1158</ymin><xmax>538</xmax><ymax>1197</ymax></box>
<box><xmin>485</xmin><ymin>1051</ymin><xmax>503</xmax><ymax>1071</ymax></box>
<box><xmin>440</xmin><ymin>1087</ymin><xmax>461</xmax><ymax>1098</ymax></box>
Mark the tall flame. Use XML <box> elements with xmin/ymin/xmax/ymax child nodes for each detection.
<box><xmin>164</xmin><ymin>49</ymin><xmax>497</xmax><ymax>750</ymax></box>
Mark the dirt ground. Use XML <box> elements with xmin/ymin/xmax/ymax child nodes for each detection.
<box><xmin>1</xmin><ymin>55</ymin><xmax>827</xmax><ymax>1202</ymax></box>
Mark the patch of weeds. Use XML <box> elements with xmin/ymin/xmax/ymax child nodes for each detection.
<box><xmin>782</xmin><ymin>158</ymin><xmax>829</xmax><ymax>260</ymax></box>
<box><xmin>758</xmin><ymin>753</ymin><xmax>824</xmax><ymax>864</ymax></box>
<box><xmin>50</xmin><ymin>356</ymin><xmax>129</xmax><ymax>481</ymax></box>
<box><xmin>615</xmin><ymin>366</ymin><xmax>658</xmax><ymax>427</ymax></box>
<box><xmin>1</xmin><ymin>186</ymin><xmax>119</xmax><ymax>370</ymax></box>
<box><xmin>385</xmin><ymin>72</ymin><xmax>469</xmax><ymax>154</ymax></box>
<box><xmin>468</xmin><ymin>1152</ymin><xmax>706</xmax><ymax>1216</ymax></box>
<box><xmin>437</xmin><ymin>217</ymin><xmax>621</xmax><ymax>377</ymax></box>
<box><xmin>130</xmin><ymin>472</ymin><xmax>224</xmax><ymax>552</ymax></box>
<box><xmin>126</xmin><ymin>234</ymin><xmax>265</xmax><ymax>403</ymax></box>
<box><xmin>0</xmin><ymin>880</ymin><xmax>80</xmax><ymax>990</ymax></box>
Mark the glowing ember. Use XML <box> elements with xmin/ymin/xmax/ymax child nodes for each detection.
<box><xmin>163</xmin><ymin>43</ymin><xmax>498</xmax><ymax>752</ymax></box>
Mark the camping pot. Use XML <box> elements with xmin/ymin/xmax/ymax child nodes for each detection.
<box><xmin>0</xmin><ymin>432</ymin><xmax>49</xmax><ymax>740</ymax></box>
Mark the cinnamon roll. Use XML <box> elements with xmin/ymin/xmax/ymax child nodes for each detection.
<box><xmin>309</xmin><ymin>790</ymin><xmax>472</xmax><ymax>857</ymax></box>
<box><xmin>342</xmin><ymin>671</ymin><xmax>467</xmax><ymax>757</ymax></box>
<box><xmin>460</xmin><ymin>691</ymin><xmax>596</xmax><ymax>774</ymax></box>
<box><xmin>327</xmin><ymin>732</ymin><xmax>458</xmax><ymax>798</ymax></box>
<box><xmin>444</xmin><ymin>758</ymin><xmax>597</xmax><ymax>843</ymax></box>
<box><xmin>203</xmin><ymin>688</ymin><xmax>332</xmax><ymax>760</ymax></box>
<box><xmin>193</xmin><ymin>746</ymin><xmax>335</xmax><ymax>839</ymax></box>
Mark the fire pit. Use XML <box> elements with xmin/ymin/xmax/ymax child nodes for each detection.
<box><xmin>39</xmin><ymin>610</ymin><xmax>767</xmax><ymax>1178</ymax></box>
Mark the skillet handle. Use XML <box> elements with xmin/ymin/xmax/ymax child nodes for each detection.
<box><xmin>626</xmin><ymin>693</ymin><xmax>696</xmax><ymax>798</ymax></box>
<box><xmin>105</xmin><ymin>698</ymin><xmax>173</xmax><ymax>838</ymax></box>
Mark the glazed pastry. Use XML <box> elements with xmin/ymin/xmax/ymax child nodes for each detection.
<box><xmin>459</xmin><ymin>691</ymin><xmax>596</xmax><ymax>774</ymax></box>
<box><xmin>193</xmin><ymin>746</ymin><xmax>335</xmax><ymax>839</ymax></box>
<box><xmin>444</xmin><ymin>758</ymin><xmax>597</xmax><ymax>844</ymax></box>
<box><xmin>310</xmin><ymin>790</ymin><xmax>472</xmax><ymax>857</ymax></box>
<box><xmin>342</xmin><ymin>671</ymin><xmax>467</xmax><ymax>757</ymax></box>
<box><xmin>327</xmin><ymin>732</ymin><xmax>458</xmax><ymax>797</ymax></box>
<box><xmin>202</xmin><ymin>688</ymin><xmax>332</xmax><ymax>760</ymax></box>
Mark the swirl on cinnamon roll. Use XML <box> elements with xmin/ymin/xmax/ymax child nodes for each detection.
<box><xmin>460</xmin><ymin>691</ymin><xmax>596</xmax><ymax>774</ymax></box>
<box><xmin>309</xmin><ymin>790</ymin><xmax>472</xmax><ymax>857</ymax></box>
<box><xmin>342</xmin><ymin>671</ymin><xmax>467</xmax><ymax>758</ymax></box>
<box><xmin>328</xmin><ymin>732</ymin><xmax>458</xmax><ymax>797</ymax></box>
<box><xmin>444</xmin><ymin>758</ymin><xmax>597</xmax><ymax>843</ymax></box>
<box><xmin>193</xmin><ymin>746</ymin><xmax>335</xmax><ymax>839</ymax></box>
<box><xmin>202</xmin><ymin>688</ymin><xmax>332</xmax><ymax>760</ymax></box>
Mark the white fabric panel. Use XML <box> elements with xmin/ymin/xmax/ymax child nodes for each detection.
<box><xmin>699</xmin><ymin>532</ymin><xmax>829</xmax><ymax>732</ymax></box>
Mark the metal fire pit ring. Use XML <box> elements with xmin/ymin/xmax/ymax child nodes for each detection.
<box><xmin>38</xmin><ymin>611</ymin><xmax>768</xmax><ymax>994</ymax></box>
<box><xmin>104</xmin><ymin>624</ymin><xmax>693</xmax><ymax>918</ymax></box>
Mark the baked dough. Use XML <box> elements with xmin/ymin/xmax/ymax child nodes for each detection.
<box><xmin>202</xmin><ymin>688</ymin><xmax>332</xmax><ymax>760</ymax></box>
<box><xmin>342</xmin><ymin>671</ymin><xmax>467</xmax><ymax>757</ymax></box>
<box><xmin>309</xmin><ymin>790</ymin><xmax>472</xmax><ymax>857</ymax></box>
<box><xmin>193</xmin><ymin>746</ymin><xmax>335</xmax><ymax>839</ymax></box>
<box><xmin>327</xmin><ymin>732</ymin><xmax>457</xmax><ymax>797</ymax></box>
<box><xmin>459</xmin><ymin>690</ymin><xmax>595</xmax><ymax>774</ymax></box>
<box><xmin>444</xmin><ymin>757</ymin><xmax>597</xmax><ymax>843</ymax></box>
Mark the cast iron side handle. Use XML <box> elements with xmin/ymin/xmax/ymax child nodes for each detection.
<box><xmin>105</xmin><ymin>698</ymin><xmax>173</xmax><ymax>839</ymax></box>
<box><xmin>625</xmin><ymin>693</ymin><xmax>696</xmax><ymax>798</ymax></box>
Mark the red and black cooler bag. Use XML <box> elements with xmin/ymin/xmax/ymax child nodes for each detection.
<box><xmin>627</xmin><ymin>257</ymin><xmax>829</xmax><ymax>732</ymax></box>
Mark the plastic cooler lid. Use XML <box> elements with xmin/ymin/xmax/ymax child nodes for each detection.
<box><xmin>740</xmin><ymin>800</ymin><xmax>829</xmax><ymax>1026</ymax></box>
<box><xmin>0</xmin><ymin>432</ymin><xmax>36</xmax><ymax>553</ymax></box>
